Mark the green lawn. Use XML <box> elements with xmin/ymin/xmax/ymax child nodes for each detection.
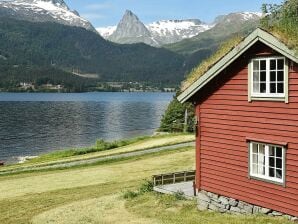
<box><xmin>0</xmin><ymin>142</ymin><xmax>292</xmax><ymax>224</ymax></box>
<box><xmin>0</xmin><ymin>133</ymin><xmax>194</xmax><ymax>173</ymax></box>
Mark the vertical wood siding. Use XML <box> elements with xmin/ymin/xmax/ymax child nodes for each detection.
<box><xmin>195</xmin><ymin>42</ymin><xmax>298</xmax><ymax>217</ymax></box>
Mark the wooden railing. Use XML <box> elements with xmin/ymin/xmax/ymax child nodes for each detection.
<box><xmin>152</xmin><ymin>170</ymin><xmax>196</xmax><ymax>186</ymax></box>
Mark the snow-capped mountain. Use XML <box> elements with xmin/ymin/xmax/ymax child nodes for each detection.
<box><xmin>147</xmin><ymin>19</ymin><xmax>213</xmax><ymax>45</ymax></box>
<box><xmin>97</xmin><ymin>10</ymin><xmax>212</xmax><ymax>46</ymax></box>
<box><xmin>0</xmin><ymin>0</ymin><xmax>96</xmax><ymax>32</ymax></box>
<box><xmin>97</xmin><ymin>10</ymin><xmax>262</xmax><ymax>47</ymax></box>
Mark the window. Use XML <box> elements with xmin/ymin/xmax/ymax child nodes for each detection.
<box><xmin>249</xmin><ymin>142</ymin><xmax>285</xmax><ymax>184</ymax></box>
<box><xmin>249</xmin><ymin>57</ymin><xmax>288</xmax><ymax>101</ymax></box>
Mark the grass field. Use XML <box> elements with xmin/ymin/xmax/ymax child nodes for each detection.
<box><xmin>0</xmin><ymin>137</ymin><xmax>292</xmax><ymax>224</ymax></box>
<box><xmin>0</xmin><ymin>133</ymin><xmax>194</xmax><ymax>173</ymax></box>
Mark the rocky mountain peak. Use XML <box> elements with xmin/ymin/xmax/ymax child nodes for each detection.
<box><xmin>109</xmin><ymin>9</ymin><xmax>156</xmax><ymax>45</ymax></box>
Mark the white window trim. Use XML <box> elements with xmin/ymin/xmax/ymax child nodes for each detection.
<box><xmin>248</xmin><ymin>56</ymin><xmax>289</xmax><ymax>103</ymax></box>
<box><xmin>249</xmin><ymin>141</ymin><xmax>286</xmax><ymax>185</ymax></box>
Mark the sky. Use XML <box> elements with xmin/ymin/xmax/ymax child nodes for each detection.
<box><xmin>65</xmin><ymin>0</ymin><xmax>284</xmax><ymax>28</ymax></box>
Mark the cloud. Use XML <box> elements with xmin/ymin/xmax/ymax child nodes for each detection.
<box><xmin>81</xmin><ymin>13</ymin><xmax>106</xmax><ymax>20</ymax></box>
<box><xmin>84</xmin><ymin>3</ymin><xmax>112</xmax><ymax>10</ymax></box>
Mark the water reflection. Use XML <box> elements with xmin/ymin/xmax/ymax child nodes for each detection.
<box><xmin>0</xmin><ymin>92</ymin><xmax>173</xmax><ymax>163</ymax></box>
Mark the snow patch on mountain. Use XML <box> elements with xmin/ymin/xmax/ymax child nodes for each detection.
<box><xmin>240</xmin><ymin>12</ymin><xmax>263</xmax><ymax>20</ymax></box>
<box><xmin>147</xmin><ymin>19</ymin><xmax>213</xmax><ymax>39</ymax></box>
<box><xmin>96</xmin><ymin>26</ymin><xmax>116</xmax><ymax>38</ymax></box>
<box><xmin>0</xmin><ymin>0</ymin><xmax>96</xmax><ymax>31</ymax></box>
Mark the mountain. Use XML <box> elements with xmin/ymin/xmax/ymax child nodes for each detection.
<box><xmin>108</xmin><ymin>10</ymin><xmax>158</xmax><ymax>46</ymax></box>
<box><xmin>0</xmin><ymin>0</ymin><xmax>96</xmax><ymax>32</ymax></box>
<box><xmin>166</xmin><ymin>12</ymin><xmax>262</xmax><ymax>55</ymax></box>
<box><xmin>148</xmin><ymin>19</ymin><xmax>213</xmax><ymax>45</ymax></box>
<box><xmin>97</xmin><ymin>10</ymin><xmax>212</xmax><ymax>46</ymax></box>
<box><xmin>0</xmin><ymin>17</ymin><xmax>185</xmax><ymax>91</ymax></box>
<box><xmin>164</xmin><ymin>12</ymin><xmax>261</xmax><ymax>75</ymax></box>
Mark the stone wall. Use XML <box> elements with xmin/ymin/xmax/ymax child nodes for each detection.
<box><xmin>197</xmin><ymin>190</ymin><xmax>298</xmax><ymax>222</ymax></box>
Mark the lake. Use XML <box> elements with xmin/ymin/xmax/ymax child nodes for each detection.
<box><xmin>0</xmin><ymin>92</ymin><xmax>173</xmax><ymax>163</ymax></box>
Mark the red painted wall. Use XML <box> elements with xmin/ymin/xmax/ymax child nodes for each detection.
<box><xmin>194</xmin><ymin>42</ymin><xmax>298</xmax><ymax>217</ymax></box>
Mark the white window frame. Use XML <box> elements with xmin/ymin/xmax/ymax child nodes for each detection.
<box><xmin>249</xmin><ymin>141</ymin><xmax>286</xmax><ymax>185</ymax></box>
<box><xmin>248</xmin><ymin>56</ymin><xmax>289</xmax><ymax>103</ymax></box>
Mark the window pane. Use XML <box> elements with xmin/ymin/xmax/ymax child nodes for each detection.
<box><xmin>269</xmin><ymin>167</ymin><xmax>275</xmax><ymax>177</ymax></box>
<box><xmin>260</xmin><ymin>83</ymin><xmax>266</xmax><ymax>93</ymax></box>
<box><xmin>276</xmin><ymin>169</ymin><xmax>282</xmax><ymax>179</ymax></box>
<box><xmin>260</xmin><ymin>71</ymin><xmax>266</xmax><ymax>82</ymax></box>
<box><xmin>269</xmin><ymin>157</ymin><xmax>275</xmax><ymax>167</ymax></box>
<box><xmin>259</xmin><ymin>165</ymin><xmax>265</xmax><ymax>175</ymax></box>
<box><xmin>253</xmin><ymin>60</ymin><xmax>259</xmax><ymax>70</ymax></box>
<box><xmin>252</xmin><ymin>164</ymin><xmax>258</xmax><ymax>174</ymax></box>
<box><xmin>270</xmin><ymin>60</ymin><xmax>276</xmax><ymax>70</ymax></box>
<box><xmin>276</xmin><ymin>147</ymin><xmax>282</xmax><ymax>157</ymax></box>
<box><xmin>277</xmin><ymin>71</ymin><xmax>284</xmax><ymax>81</ymax></box>
<box><xmin>277</xmin><ymin>83</ymin><xmax>284</xmax><ymax>93</ymax></box>
<box><xmin>276</xmin><ymin>158</ymin><xmax>282</xmax><ymax>169</ymax></box>
<box><xmin>259</xmin><ymin>144</ymin><xmax>265</xmax><ymax>154</ymax></box>
<box><xmin>270</xmin><ymin>71</ymin><xmax>276</xmax><ymax>81</ymax></box>
<box><xmin>260</xmin><ymin>60</ymin><xmax>266</xmax><ymax>70</ymax></box>
<box><xmin>270</xmin><ymin>83</ymin><xmax>276</xmax><ymax>93</ymax></box>
<box><xmin>252</xmin><ymin>143</ymin><xmax>258</xmax><ymax>153</ymax></box>
<box><xmin>269</xmin><ymin>146</ymin><xmax>275</xmax><ymax>156</ymax></box>
<box><xmin>253</xmin><ymin>82</ymin><xmax>260</xmax><ymax>93</ymax></box>
<box><xmin>253</xmin><ymin>154</ymin><xmax>258</xmax><ymax>163</ymax></box>
<box><xmin>253</xmin><ymin>71</ymin><xmax>259</xmax><ymax>81</ymax></box>
<box><xmin>277</xmin><ymin>59</ymin><xmax>284</xmax><ymax>70</ymax></box>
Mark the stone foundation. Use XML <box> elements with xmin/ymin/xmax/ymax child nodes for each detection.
<box><xmin>197</xmin><ymin>190</ymin><xmax>298</xmax><ymax>222</ymax></box>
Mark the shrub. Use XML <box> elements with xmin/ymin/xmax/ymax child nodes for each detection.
<box><xmin>123</xmin><ymin>180</ymin><xmax>154</xmax><ymax>199</ymax></box>
<box><xmin>139</xmin><ymin>180</ymin><xmax>154</xmax><ymax>193</ymax></box>
<box><xmin>174</xmin><ymin>190</ymin><xmax>186</xmax><ymax>200</ymax></box>
<box><xmin>159</xmin><ymin>93</ymin><xmax>195</xmax><ymax>133</ymax></box>
<box><xmin>123</xmin><ymin>190</ymin><xmax>139</xmax><ymax>199</ymax></box>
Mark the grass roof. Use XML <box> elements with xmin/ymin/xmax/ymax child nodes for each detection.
<box><xmin>181</xmin><ymin>35</ymin><xmax>243</xmax><ymax>91</ymax></box>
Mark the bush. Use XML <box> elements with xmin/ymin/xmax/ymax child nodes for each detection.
<box><xmin>261</xmin><ymin>0</ymin><xmax>298</xmax><ymax>51</ymax></box>
<box><xmin>123</xmin><ymin>190</ymin><xmax>139</xmax><ymax>199</ymax></box>
<box><xmin>159</xmin><ymin>93</ymin><xmax>195</xmax><ymax>133</ymax></box>
<box><xmin>123</xmin><ymin>179</ymin><xmax>154</xmax><ymax>199</ymax></box>
<box><xmin>95</xmin><ymin>139</ymin><xmax>111</xmax><ymax>151</ymax></box>
<box><xmin>174</xmin><ymin>190</ymin><xmax>186</xmax><ymax>200</ymax></box>
<box><xmin>139</xmin><ymin>180</ymin><xmax>154</xmax><ymax>193</ymax></box>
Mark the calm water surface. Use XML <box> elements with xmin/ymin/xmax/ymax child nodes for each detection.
<box><xmin>0</xmin><ymin>92</ymin><xmax>173</xmax><ymax>163</ymax></box>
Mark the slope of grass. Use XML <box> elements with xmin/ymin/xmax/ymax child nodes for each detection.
<box><xmin>0</xmin><ymin>133</ymin><xmax>194</xmax><ymax>173</ymax></box>
<box><xmin>0</xmin><ymin>147</ymin><xmax>194</xmax><ymax>224</ymax></box>
<box><xmin>0</xmin><ymin>146</ymin><xmax>292</xmax><ymax>224</ymax></box>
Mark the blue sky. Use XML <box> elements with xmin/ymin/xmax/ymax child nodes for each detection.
<box><xmin>65</xmin><ymin>0</ymin><xmax>284</xmax><ymax>27</ymax></box>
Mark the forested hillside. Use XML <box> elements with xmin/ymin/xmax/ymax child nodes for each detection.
<box><xmin>0</xmin><ymin>18</ymin><xmax>185</xmax><ymax>90</ymax></box>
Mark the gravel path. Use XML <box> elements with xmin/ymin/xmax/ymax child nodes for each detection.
<box><xmin>0</xmin><ymin>142</ymin><xmax>195</xmax><ymax>175</ymax></box>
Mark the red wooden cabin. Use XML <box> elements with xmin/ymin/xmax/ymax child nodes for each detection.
<box><xmin>178</xmin><ymin>28</ymin><xmax>298</xmax><ymax>217</ymax></box>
